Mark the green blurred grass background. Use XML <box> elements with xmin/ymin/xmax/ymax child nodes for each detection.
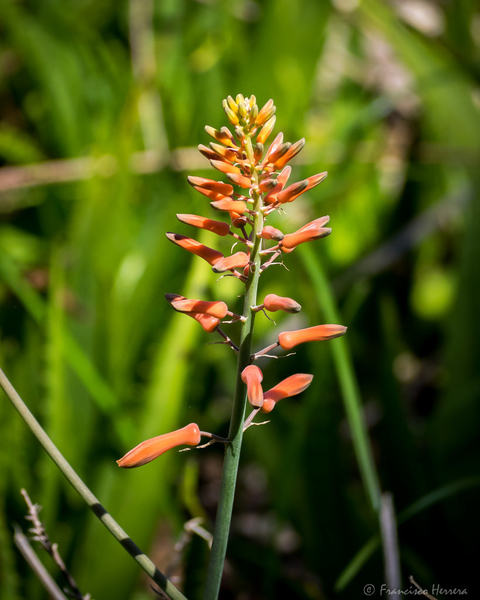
<box><xmin>1</xmin><ymin>0</ymin><xmax>479</xmax><ymax>598</ymax></box>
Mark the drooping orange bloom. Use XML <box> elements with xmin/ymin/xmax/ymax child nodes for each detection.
<box><xmin>187</xmin><ymin>176</ymin><xmax>233</xmax><ymax>197</ymax></box>
<box><xmin>169</xmin><ymin>296</ymin><xmax>229</xmax><ymax>319</ymax></box>
<box><xmin>204</xmin><ymin>125</ymin><xmax>237</xmax><ymax>147</ymax></box>
<box><xmin>263</xmin><ymin>294</ymin><xmax>301</xmax><ymax>314</ymax></box>
<box><xmin>256</xmin><ymin>116</ymin><xmax>276</xmax><ymax>145</ymax></box>
<box><xmin>256</xmin><ymin>99</ymin><xmax>275</xmax><ymax>126</ymax></box>
<box><xmin>258</xmin><ymin>226</ymin><xmax>284</xmax><ymax>241</ymax></box>
<box><xmin>278</xmin><ymin>324</ymin><xmax>347</xmax><ymax>350</ymax></box>
<box><xmin>176</xmin><ymin>214</ymin><xmax>230</xmax><ymax>237</ymax></box>
<box><xmin>117</xmin><ymin>424</ymin><xmax>201</xmax><ymax>468</ymax></box>
<box><xmin>276</xmin><ymin>172</ymin><xmax>328</xmax><ymax>204</ymax></box>
<box><xmin>225</xmin><ymin>172</ymin><xmax>252</xmax><ymax>188</ymax></box>
<box><xmin>281</xmin><ymin>219</ymin><xmax>332</xmax><ymax>251</ymax></box>
<box><xmin>211</xmin><ymin>160</ymin><xmax>242</xmax><ymax>175</ymax></box>
<box><xmin>241</xmin><ymin>365</ymin><xmax>264</xmax><ymax>408</ymax></box>
<box><xmin>261</xmin><ymin>373</ymin><xmax>314</xmax><ymax>413</ymax></box>
<box><xmin>187</xmin><ymin>312</ymin><xmax>221</xmax><ymax>332</ymax></box>
<box><xmin>211</xmin><ymin>199</ymin><xmax>247</xmax><ymax>214</ymax></box>
<box><xmin>212</xmin><ymin>251</ymin><xmax>250</xmax><ymax>273</ymax></box>
<box><xmin>296</xmin><ymin>215</ymin><xmax>330</xmax><ymax>233</ymax></box>
<box><xmin>166</xmin><ymin>233</ymin><xmax>224</xmax><ymax>266</ymax></box>
<box><xmin>263</xmin><ymin>166</ymin><xmax>292</xmax><ymax>205</ymax></box>
<box><xmin>270</xmin><ymin>138</ymin><xmax>305</xmax><ymax>170</ymax></box>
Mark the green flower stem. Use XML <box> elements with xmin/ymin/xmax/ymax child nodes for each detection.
<box><xmin>0</xmin><ymin>367</ymin><xmax>187</xmax><ymax>600</ymax></box>
<box><xmin>203</xmin><ymin>134</ymin><xmax>263</xmax><ymax>600</ymax></box>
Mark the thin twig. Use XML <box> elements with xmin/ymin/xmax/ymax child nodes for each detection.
<box><xmin>21</xmin><ymin>488</ymin><xmax>88</xmax><ymax>600</ymax></box>
<box><xmin>409</xmin><ymin>576</ymin><xmax>437</xmax><ymax>600</ymax></box>
<box><xmin>14</xmin><ymin>526</ymin><xmax>68</xmax><ymax>600</ymax></box>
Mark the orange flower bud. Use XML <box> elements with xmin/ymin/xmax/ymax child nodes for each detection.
<box><xmin>166</xmin><ymin>233</ymin><xmax>224</xmax><ymax>266</ymax></box>
<box><xmin>176</xmin><ymin>214</ymin><xmax>230</xmax><ymax>236</ymax></box>
<box><xmin>169</xmin><ymin>296</ymin><xmax>228</xmax><ymax>319</ymax></box>
<box><xmin>211</xmin><ymin>160</ymin><xmax>242</xmax><ymax>175</ymax></box>
<box><xmin>271</xmin><ymin>138</ymin><xmax>305</xmax><ymax>170</ymax></box>
<box><xmin>187</xmin><ymin>176</ymin><xmax>233</xmax><ymax>197</ymax></box>
<box><xmin>264</xmin><ymin>132</ymin><xmax>283</xmax><ymax>160</ymax></box>
<box><xmin>210</xmin><ymin>199</ymin><xmax>247</xmax><ymax>214</ymax></box>
<box><xmin>198</xmin><ymin>144</ymin><xmax>222</xmax><ymax>162</ymax></box>
<box><xmin>210</xmin><ymin>142</ymin><xmax>238</xmax><ymax>162</ymax></box>
<box><xmin>267</xmin><ymin>142</ymin><xmax>291</xmax><ymax>164</ymax></box>
<box><xmin>256</xmin><ymin>99</ymin><xmax>275</xmax><ymax>126</ymax></box>
<box><xmin>263</xmin><ymin>294</ymin><xmax>301</xmax><ymax>313</ymax></box>
<box><xmin>211</xmin><ymin>251</ymin><xmax>250</xmax><ymax>273</ymax></box>
<box><xmin>187</xmin><ymin>312</ymin><xmax>221</xmax><ymax>332</ymax></box>
<box><xmin>296</xmin><ymin>215</ymin><xmax>330</xmax><ymax>234</ymax></box>
<box><xmin>191</xmin><ymin>185</ymin><xmax>229</xmax><ymax>203</ymax></box>
<box><xmin>226</xmin><ymin>172</ymin><xmax>252</xmax><ymax>188</ymax></box>
<box><xmin>258</xmin><ymin>226</ymin><xmax>284</xmax><ymax>241</ymax></box>
<box><xmin>263</xmin><ymin>166</ymin><xmax>291</xmax><ymax>205</ymax></box>
<box><xmin>278</xmin><ymin>324</ymin><xmax>347</xmax><ymax>350</ymax></box>
<box><xmin>223</xmin><ymin>103</ymin><xmax>240</xmax><ymax>125</ymax></box>
<box><xmin>261</xmin><ymin>373</ymin><xmax>314</xmax><ymax>413</ymax></box>
<box><xmin>253</xmin><ymin>142</ymin><xmax>263</xmax><ymax>162</ymax></box>
<box><xmin>241</xmin><ymin>365</ymin><xmax>264</xmax><ymax>408</ymax></box>
<box><xmin>230</xmin><ymin>212</ymin><xmax>248</xmax><ymax>228</ymax></box>
<box><xmin>256</xmin><ymin>115</ymin><xmax>276</xmax><ymax>145</ymax></box>
<box><xmin>276</xmin><ymin>180</ymin><xmax>309</xmax><ymax>204</ymax></box>
<box><xmin>281</xmin><ymin>225</ymin><xmax>331</xmax><ymax>251</ymax></box>
<box><xmin>205</xmin><ymin>125</ymin><xmax>237</xmax><ymax>147</ymax></box>
<box><xmin>259</xmin><ymin>178</ymin><xmax>278</xmax><ymax>193</ymax></box>
<box><xmin>226</xmin><ymin>95</ymin><xmax>239</xmax><ymax>113</ymax></box>
<box><xmin>220</xmin><ymin>126</ymin><xmax>236</xmax><ymax>145</ymax></box>
<box><xmin>117</xmin><ymin>423</ymin><xmax>201</xmax><ymax>468</ymax></box>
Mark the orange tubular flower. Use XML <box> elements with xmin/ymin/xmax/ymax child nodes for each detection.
<box><xmin>281</xmin><ymin>228</ymin><xmax>331</xmax><ymax>251</ymax></box>
<box><xmin>261</xmin><ymin>373</ymin><xmax>314</xmax><ymax>413</ymax></box>
<box><xmin>166</xmin><ymin>233</ymin><xmax>224</xmax><ymax>266</ymax></box>
<box><xmin>117</xmin><ymin>423</ymin><xmax>201</xmax><ymax>468</ymax></box>
<box><xmin>276</xmin><ymin>171</ymin><xmax>328</xmax><ymax>204</ymax></box>
<box><xmin>204</xmin><ymin>125</ymin><xmax>237</xmax><ymax>147</ymax></box>
<box><xmin>169</xmin><ymin>296</ymin><xmax>229</xmax><ymax>319</ymax></box>
<box><xmin>278</xmin><ymin>324</ymin><xmax>347</xmax><ymax>350</ymax></box>
<box><xmin>210</xmin><ymin>199</ymin><xmax>247</xmax><ymax>214</ymax></box>
<box><xmin>176</xmin><ymin>214</ymin><xmax>230</xmax><ymax>236</ymax></box>
<box><xmin>256</xmin><ymin>99</ymin><xmax>275</xmax><ymax>126</ymax></box>
<box><xmin>264</xmin><ymin>132</ymin><xmax>283</xmax><ymax>162</ymax></box>
<box><xmin>187</xmin><ymin>176</ymin><xmax>233</xmax><ymax>197</ymax></box>
<box><xmin>296</xmin><ymin>215</ymin><xmax>330</xmax><ymax>233</ymax></box>
<box><xmin>258</xmin><ymin>226</ymin><xmax>284</xmax><ymax>241</ymax></box>
<box><xmin>263</xmin><ymin>166</ymin><xmax>292</xmax><ymax>205</ymax></box>
<box><xmin>211</xmin><ymin>160</ymin><xmax>242</xmax><ymax>175</ymax></box>
<box><xmin>263</xmin><ymin>293</ymin><xmax>301</xmax><ymax>313</ymax></box>
<box><xmin>270</xmin><ymin>138</ymin><xmax>305</xmax><ymax>170</ymax></box>
<box><xmin>256</xmin><ymin>116</ymin><xmax>276</xmax><ymax>145</ymax></box>
<box><xmin>241</xmin><ymin>365</ymin><xmax>264</xmax><ymax>408</ymax></box>
<box><xmin>186</xmin><ymin>312</ymin><xmax>221</xmax><ymax>332</ymax></box>
<box><xmin>225</xmin><ymin>172</ymin><xmax>252</xmax><ymax>188</ymax></box>
<box><xmin>212</xmin><ymin>251</ymin><xmax>250</xmax><ymax>273</ymax></box>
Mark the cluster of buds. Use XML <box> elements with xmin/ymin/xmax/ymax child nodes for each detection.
<box><xmin>117</xmin><ymin>95</ymin><xmax>346</xmax><ymax>469</ymax></box>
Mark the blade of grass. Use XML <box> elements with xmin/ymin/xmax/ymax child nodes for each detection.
<box><xmin>300</xmin><ymin>244</ymin><xmax>381</xmax><ymax>512</ymax></box>
<box><xmin>335</xmin><ymin>475</ymin><xmax>480</xmax><ymax>591</ymax></box>
<box><xmin>0</xmin><ymin>366</ymin><xmax>188</xmax><ymax>600</ymax></box>
<box><xmin>0</xmin><ymin>251</ymin><xmax>133</xmax><ymax>444</ymax></box>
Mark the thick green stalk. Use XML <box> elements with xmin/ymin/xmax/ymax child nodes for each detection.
<box><xmin>0</xmin><ymin>367</ymin><xmax>187</xmax><ymax>600</ymax></box>
<box><xmin>203</xmin><ymin>134</ymin><xmax>263</xmax><ymax>600</ymax></box>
